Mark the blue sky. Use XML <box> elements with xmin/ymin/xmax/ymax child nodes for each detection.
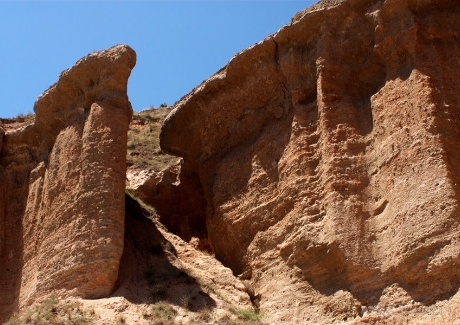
<box><xmin>0</xmin><ymin>1</ymin><xmax>315</xmax><ymax>118</ymax></box>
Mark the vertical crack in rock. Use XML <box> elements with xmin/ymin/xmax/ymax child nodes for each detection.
<box><xmin>0</xmin><ymin>45</ymin><xmax>135</xmax><ymax>321</ymax></box>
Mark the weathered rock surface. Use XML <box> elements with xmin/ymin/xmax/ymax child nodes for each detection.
<box><xmin>116</xmin><ymin>194</ymin><xmax>253</xmax><ymax>321</ymax></box>
<box><xmin>161</xmin><ymin>0</ymin><xmax>460</xmax><ymax>323</ymax></box>
<box><xmin>4</xmin><ymin>194</ymin><xmax>256</xmax><ymax>325</ymax></box>
<box><xmin>0</xmin><ymin>45</ymin><xmax>135</xmax><ymax>322</ymax></box>
<box><xmin>128</xmin><ymin>160</ymin><xmax>208</xmax><ymax>247</ymax></box>
<box><xmin>125</xmin><ymin>106</ymin><xmax>207</xmax><ymax>246</ymax></box>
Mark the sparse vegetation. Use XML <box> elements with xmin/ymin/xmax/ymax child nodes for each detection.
<box><xmin>149</xmin><ymin>301</ymin><xmax>178</xmax><ymax>324</ymax></box>
<box><xmin>179</xmin><ymin>294</ymin><xmax>192</xmax><ymax>309</ymax></box>
<box><xmin>5</xmin><ymin>296</ymin><xmax>93</xmax><ymax>325</ymax></box>
<box><xmin>150</xmin><ymin>283</ymin><xmax>168</xmax><ymax>299</ymax></box>
<box><xmin>125</xmin><ymin>188</ymin><xmax>157</xmax><ymax>216</ymax></box>
<box><xmin>214</xmin><ymin>312</ymin><xmax>266</xmax><ymax>325</ymax></box>
<box><xmin>15</xmin><ymin>112</ymin><xmax>35</xmax><ymax>122</ymax></box>
<box><xmin>193</xmin><ymin>306</ymin><xmax>213</xmax><ymax>323</ymax></box>
<box><xmin>0</xmin><ymin>112</ymin><xmax>35</xmax><ymax>132</ymax></box>
<box><xmin>206</xmin><ymin>282</ymin><xmax>226</xmax><ymax>300</ymax></box>
<box><xmin>236</xmin><ymin>308</ymin><xmax>262</xmax><ymax>322</ymax></box>
<box><xmin>144</xmin><ymin>270</ymin><xmax>168</xmax><ymax>303</ymax></box>
<box><xmin>4</xmin><ymin>285</ymin><xmax>266</xmax><ymax>325</ymax></box>
<box><xmin>127</xmin><ymin>106</ymin><xmax>179</xmax><ymax>171</ymax></box>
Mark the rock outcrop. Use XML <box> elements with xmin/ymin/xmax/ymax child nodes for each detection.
<box><xmin>0</xmin><ymin>45</ymin><xmax>135</xmax><ymax>321</ymax></box>
<box><xmin>125</xmin><ymin>107</ymin><xmax>207</xmax><ymax>246</ymax></box>
<box><xmin>161</xmin><ymin>0</ymin><xmax>460</xmax><ymax>323</ymax></box>
<box><xmin>128</xmin><ymin>160</ymin><xmax>208</xmax><ymax>247</ymax></box>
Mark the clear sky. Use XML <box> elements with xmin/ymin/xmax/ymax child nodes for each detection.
<box><xmin>0</xmin><ymin>1</ymin><xmax>316</xmax><ymax>118</ymax></box>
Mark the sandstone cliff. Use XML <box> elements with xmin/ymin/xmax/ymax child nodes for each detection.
<box><xmin>0</xmin><ymin>45</ymin><xmax>136</xmax><ymax>321</ymax></box>
<box><xmin>1</xmin><ymin>46</ymin><xmax>255</xmax><ymax>325</ymax></box>
<box><xmin>161</xmin><ymin>0</ymin><xmax>460</xmax><ymax>323</ymax></box>
<box><xmin>3</xmin><ymin>0</ymin><xmax>460</xmax><ymax>323</ymax></box>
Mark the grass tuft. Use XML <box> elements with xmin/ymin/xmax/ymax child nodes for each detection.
<box><xmin>236</xmin><ymin>308</ymin><xmax>261</xmax><ymax>321</ymax></box>
<box><xmin>179</xmin><ymin>294</ymin><xmax>193</xmax><ymax>309</ymax></box>
<box><xmin>125</xmin><ymin>188</ymin><xmax>157</xmax><ymax>216</ymax></box>
<box><xmin>150</xmin><ymin>301</ymin><xmax>178</xmax><ymax>323</ymax></box>
<box><xmin>5</xmin><ymin>296</ymin><xmax>93</xmax><ymax>325</ymax></box>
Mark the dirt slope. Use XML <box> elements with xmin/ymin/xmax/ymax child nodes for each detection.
<box><xmin>4</xmin><ymin>196</ymin><xmax>260</xmax><ymax>325</ymax></box>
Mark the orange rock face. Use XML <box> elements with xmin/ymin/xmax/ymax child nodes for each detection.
<box><xmin>161</xmin><ymin>0</ymin><xmax>460</xmax><ymax>322</ymax></box>
<box><xmin>0</xmin><ymin>45</ymin><xmax>135</xmax><ymax>321</ymax></box>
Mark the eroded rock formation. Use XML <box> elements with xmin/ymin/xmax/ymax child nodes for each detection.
<box><xmin>125</xmin><ymin>107</ymin><xmax>208</xmax><ymax>246</ymax></box>
<box><xmin>161</xmin><ymin>0</ymin><xmax>460</xmax><ymax>323</ymax></box>
<box><xmin>128</xmin><ymin>160</ymin><xmax>208</xmax><ymax>247</ymax></box>
<box><xmin>0</xmin><ymin>45</ymin><xmax>135</xmax><ymax>321</ymax></box>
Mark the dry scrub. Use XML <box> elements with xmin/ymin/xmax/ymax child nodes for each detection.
<box><xmin>127</xmin><ymin>106</ymin><xmax>179</xmax><ymax>171</ymax></box>
<box><xmin>5</xmin><ymin>296</ymin><xmax>94</xmax><ymax>325</ymax></box>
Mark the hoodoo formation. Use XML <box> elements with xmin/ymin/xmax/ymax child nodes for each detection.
<box><xmin>2</xmin><ymin>0</ymin><xmax>460</xmax><ymax>324</ymax></box>
<box><xmin>0</xmin><ymin>45</ymin><xmax>136</xmax><ymax>320</ymax></box>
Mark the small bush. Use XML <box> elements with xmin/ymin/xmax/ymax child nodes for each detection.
<box><xmin>151</xmin><ymin>301</ymin><xmax>177</xmax><ymax>322</ymax></box>
<box><xmin>150</xmin><ymin>283</ymin><xmax>167</xmax><ymax>298</ymax></box>
<box><xmin>5</xmin><ymin>296</ymin><xmax>93</xmax><ymax>325</ymax></box>
<box><xmin>179</xmin><ymin>294</ymin><xmax>192</xmax><ymax>309</ymax></box>
<box><xmin>194</xmin><ymin>306</ymin><xmax>212</xmax><ymax>322</ymax></box>
<box><xmin>236</xmin><ymin>308</ymin><xmax>260</xmax><ymax>321</ymax></box>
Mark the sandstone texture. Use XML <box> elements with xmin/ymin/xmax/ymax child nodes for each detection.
<box><xmin>128</xmin><ymin>160</ymin><xmax>208</xmax><ymax>247</ymax></box>
<box><xmin>0</xmin><ymin>45</ymin><xmax>135</xmax><ymax>321</ymax></box>
<box><xmin>4</xmin><ymin>195</ymin><xmax>256</xmax><ymax>325</ymax></box>
<box><xmin>125</xmin><ymin>107</ymin><xmax>208</xmax><ymax>246</ymax></box>
<box><xmin>161</xmin><ymin>0</ymin><xmax>460</xmax><ymax>323</ymax></box>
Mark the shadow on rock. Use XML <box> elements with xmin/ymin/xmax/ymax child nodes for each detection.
<box><xmin>113</xmin><ymin>194</ymin><xmax>216</xmax><ymax>312</ymax></box>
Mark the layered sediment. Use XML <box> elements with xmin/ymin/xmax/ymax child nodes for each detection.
<box><xmin>0</xmin><ymin>45</ymin><xmax>135</xmax><ymax>321</ymax></box>
<box><xmin>161</xmin><ymin>0</ymin><xmax>460</xmax><ymax>322</ymax></box>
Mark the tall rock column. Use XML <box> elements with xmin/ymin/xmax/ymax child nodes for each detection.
<box><xmin>0</xmin><ymin>45</ymin><xmax>136</xmax><ymax>319</ymax></box>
